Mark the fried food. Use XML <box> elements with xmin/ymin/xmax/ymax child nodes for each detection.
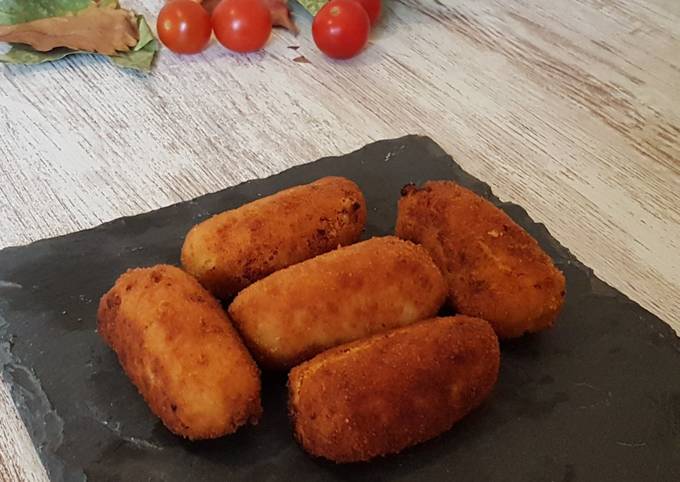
<box><xmin>396</xmin><ymin>180</ymin><xmax>566</xmax><ymax>338</ymax></box>
<box><xmin>181</xmin><ymin>176</ymin><xmax>366</xmax><ymax>299</ymax></box>
<box><xmin>288</xmin><ymin>315</ymin><xmax>500</xmax><ymax>462</ymax></box>
<box><xmin>229</xmin><ymin>236</ymin><xmax>447</xmax><ymax>369</ymax></box>
<box><xmin>97</xmin><ymin>265</ymin><xmax>261</xmax><ymax>440</ymax></box>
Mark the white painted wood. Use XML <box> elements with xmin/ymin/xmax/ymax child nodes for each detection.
<box><xmin>0</xmin><ymin>0</ymin><xmax>678</xmax><ymax>479</ymax></box>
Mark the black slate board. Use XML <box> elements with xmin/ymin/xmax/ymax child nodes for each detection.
<box><xmin>1</xmin><ymin>136</ymin><xmax>679</xmax><ymax>482</ymax></box>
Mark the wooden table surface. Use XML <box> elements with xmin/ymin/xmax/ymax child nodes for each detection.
<box><xmin>1</xmin><ymin>0</ymin><xmax>679</xmax><ymax>479</ymax></box>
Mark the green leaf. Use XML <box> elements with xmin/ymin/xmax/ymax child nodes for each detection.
<box><xmin>0</xmin><ymin>44</ymin><xmax>75</xmax><ymax>64</ymax></box>
<box><xmin>0</xmin><ymin>0</ymin><xmax>94</xmax><ymax>24</ymax></box>
<box><xmin>133</xmin><ymin>13</ymin><xmax>155</xmax><ymax>52</ymax></box>
<box><xmin>0</xmin><ymin>14</ymin><xmax>157</xmax><ymax>71</ymax></box>
<box><xmin>110</xmin><ymin>15</ymin><xmax>158</xmax><ymax>72</ymax></box>
<box><xmin>295</xmin><ymin>0</ymin><xmax>327</xmax><ymax>16</ymax></box>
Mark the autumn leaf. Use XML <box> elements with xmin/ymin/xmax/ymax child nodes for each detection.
<box><xmin>264</xmin><ymin>0</ymin><xmax>298</xmax><ymax>34</ymax></box>
<box><xmin>198</xmin><ymin>0</ymin><xmax>220</xmax><ymax>13</ymax></box>
<box><xmin>0</xmin><ymin>0</ymin><xmax>120</xmax><ymax>24</ymax></box>
<box><xmin>194</xmin><ymin>0</ymin><xmax>298</xmax><ymax>33</ymax></box>
<box><xmin>0</xmin><ymin>14</ymin><xmax>157</xmax><ymax>71</ymax></box>
<box><xmin>0</xmin><ymin>0</ymin><xmax>91</xmax><ymax>24</ymax></box>
<box><xmin>295</xmin><ymin>0</ymin><xmax>327</xmax><ymax>15</ymax></box>
<box><xmin>110</xmin><ymin>14</ymin><xmax>158</xmax><ymax>71</ymax></box>
<box><xmin>0</xmin><ymin>1</ymin><xmax>158</xmax><ymax>71</ymax></box>
<box><xmin>0</xmin><ymin>6</ymin><xmax>138</xmax><ymax>55</ymax></box>
<box><xmin>0</xmin><ymin>44</ymin><xmax>74</xmax><ymax>64</ymax></box>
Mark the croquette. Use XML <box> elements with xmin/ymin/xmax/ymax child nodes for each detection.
<box><xmin>97</xmin><ymin>265</ymin><xmax>262</xmax><ymax>439</ymax></box>
<box><xmin>396</xmin><ymin>181</ymin><xmax>566</xmax><ymax>338</ymax></box>
<box><xmin>181</xmin><ymin>176</ymin><xmax>366</xmax><ymax>299</ymax></box>
<box><xmin>229</xmin><ymin>236</ymin><xmax>447</xmax><ymax>369</ymax></box>
<box><xmin>288</xmin><ymin>316</ymin><xmax>500</xmax><ymax>462</ymax></box>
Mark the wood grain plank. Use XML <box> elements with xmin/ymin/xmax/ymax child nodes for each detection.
<box><xmin>0</xmin><ymin>0</ymin><xmax>678</xmax><ymax>479</ymax></box>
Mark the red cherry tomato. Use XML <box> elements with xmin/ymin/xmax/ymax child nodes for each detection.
<box><xmin>157</xmin><ymin>0</ymin><xmax>212</xmax><ymax>54</ymax></box>
<box><xmin>356</xmin><ymin>0</ymin><xmax>381</xmax><ymax>26</ymax></box>
<box><xmin>313</xmin><ymin>0</ymin><xmax>370</xmax><ymax>59</ymax></box>
<box><xmin>212</xmin><ymin>0</ymin><xmax>272</xmax><ymax>53</ymax></box>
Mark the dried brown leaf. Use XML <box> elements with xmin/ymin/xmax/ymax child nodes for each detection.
<box><xmin>192</xmin><ymin>0</ymin><xmax>298</xmax><ymax>33</ymax></box>
<box><xmin>0</xmin><ymin>7</ymin><xmax>139</xmax><ymax>56</ymax></box>
<box><xmin>199</xmin><ymin>0</ymin><xmax>221</xmax><ymax>14</ymax></box>
<box><xmin>263</xmin><ymin>0</ymin><xmax>299</xmax><ymax>34</ymax></box>
<box><xmin>292</xmin><ymin>55</ymin><xmax>310</xmax><ymax>64</ymax></box>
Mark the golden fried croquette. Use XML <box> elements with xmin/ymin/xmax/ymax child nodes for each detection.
<box><xmin>288</xmin><ymin>315</ymin><xmax>500</xmax><ymax>462</ymax></box>
<box><xmin>97</xmin><ymin>265</ymin><xmax>261</xmax><ymax>440</ymax></box>
<box><xmin>229</xmin><ymin>236</ymin><xmax>447</xmax><ymax>370</ymax></box>
<box><xmin>181</xmin><ymin>176</ymin><xmax>366</xmax><ymax>299</ymax></box>
<box><xmin>396</xmin><ymin>181</ymin><xmax>566</xmax><ymax>338</ymax></box>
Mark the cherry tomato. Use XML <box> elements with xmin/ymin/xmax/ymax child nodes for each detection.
<box><xmin>157</xmin><ymin>0</ymin><xmax>212</xmax><ymax>54</ymax></box>
<box><xmin>212</xmin><ymin>0</ymin><xmax>272</xmax><ymax>53</ymax></box>
<box><xmin>313</xmin><ymin>0</ymin><xmax>370</xmax><ymax>60</ymax></box>
<box><xmin>356</xmin><ymin>0</ymin><xmax>381</xmax><ymax>26</ymax></box>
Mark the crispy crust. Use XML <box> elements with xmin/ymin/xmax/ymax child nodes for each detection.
<box><xmin>181</xmin><ymin>176</ymin><xmax>366</xmax><ymax>299</ymax></box>
<box><xmin>288</xmin><ymin>316</ymin><xmax>500</xmax><ymax>462</ymax></box>
<box><xmin>228</xmin><ymin>236</ymin><xmax>447</xmax><ymax>369</ymax></box>
<box><xmin>97</xmin><ymin>265</ymin><xmax>262</xmax><ymax>440</ymax></box>
<box><xmin>396</xmin><ymin>181</ymin><xmax>566</xmax><ymax>338</ymax></box>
